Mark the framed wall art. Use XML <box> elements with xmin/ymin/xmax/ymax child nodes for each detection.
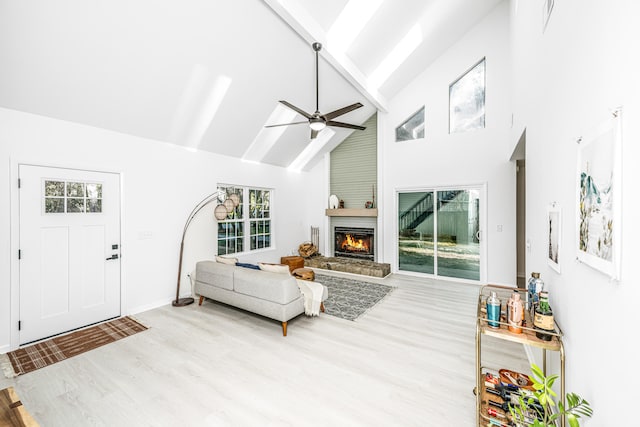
<box><xmin>547</xmin><ymin>203</ymin><xmax>561</xmax><ymax>273</ymax></box>
<box><xmin>576</xmin><ymin>109</ymin><xmax>622</xmax><ymax>280</ymax></box>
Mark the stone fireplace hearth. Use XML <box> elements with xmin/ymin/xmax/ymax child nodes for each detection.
<box><xmin>304</xmin><ymin>256</ymin><xmax>390</xmax><ymax>278</ymax></box>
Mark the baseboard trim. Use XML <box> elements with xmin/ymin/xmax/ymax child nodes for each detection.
<box><xmin>0</xmin><ymin>344</ymin><xmax>10</xmax><ymax>355</ymax></box>
<box><xmin>127</xmin><ymin>297</ymin><xmax>175</xmax><ymax>315</ymax></box>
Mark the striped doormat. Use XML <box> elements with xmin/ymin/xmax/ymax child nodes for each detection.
<box><xmin>1</xmin><ymin>316</ymin><xmax>148</xmax><ymax>378</ymax></box>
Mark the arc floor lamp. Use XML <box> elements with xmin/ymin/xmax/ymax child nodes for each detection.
<box><xmin>173</xmin><ymin>189</ymin><xmax>239</xmax><ymax>307</ymax></box>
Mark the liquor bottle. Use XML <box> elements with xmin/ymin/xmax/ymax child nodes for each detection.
<box><xmin>486</xmin><ymin>291</ymin><xmax>501</xmax><ymax>328</ymax></box>
<box><xmin>527</xmin><ymin>272</ymin><xmax>544</xmax><ymax>310</ymax></box>
<box><xmin>507</xmin><ymin>291</ymin><xmax>524</xmax><ymax>334</ymax></box>
<box><xmin>534</xmin><ymin>291</ymin><xmax>554</xmax><ymax>341</ymax></box>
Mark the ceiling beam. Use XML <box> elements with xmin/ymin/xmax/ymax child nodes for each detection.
<box><xmin>263</xmin><ymin>0</ymin><xmax>388</xmax><ymax>113</ymax></box>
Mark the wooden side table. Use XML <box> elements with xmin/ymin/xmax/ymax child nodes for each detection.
<box><xmin>280</xmin><ymin>256</ymin><xmax>304</xmax><ymax>273</ymax></box>
<box><xmin>1</xmin><ymin>387</ymin><xmax>39</xmax><ymax>426</ymax></box>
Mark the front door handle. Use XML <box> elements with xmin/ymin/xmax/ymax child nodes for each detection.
<box><xmin>106</xmin><ymin>254</ymin><xmax>119</xmax><ymax>260</ymax></box>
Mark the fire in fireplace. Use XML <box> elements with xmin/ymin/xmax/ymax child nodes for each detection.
<box><xmin>334</xmin><ymin>227</ymin><xmax>374</xmax><ymax>261</ymax></box>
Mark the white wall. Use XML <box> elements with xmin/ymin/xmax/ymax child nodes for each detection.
<box><xmin>379</xmin><ymin>2</ymin><xmax>515</xmax><ymax>284</ymax></box>
<box><xmin>0</xmin><ymin>108</ymin><xmax>323</xmax><ymax>352</ymax></box>
<box><xmin>510</xmin><ymin>0</ymin><xmax>640</xmax><ymax>423</ymax></box>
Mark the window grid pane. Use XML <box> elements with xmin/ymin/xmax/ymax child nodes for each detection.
<box><xmin>217</xmin><ymin>186</ymin><xmax>272</xmax><ymax>255</ymax></box>
<box><xmin>249</xmin><ymin>188</ymin><xmax>271</xmax><ymax>251</ymax></box>
<box><xmin>45</xmin><ymin>180</ymin><xmax>102</xmax><ymax>214</ymax></box>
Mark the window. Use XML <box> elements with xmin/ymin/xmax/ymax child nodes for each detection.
<box><xmin>249</xmin><ymin>189</ymin><xmax>270</xmax><ymax>250</ymax></box>
<box><xmin>217</xmin><ymin>185</ymin><xmax>272</xmax><ymax>255</ymax></box>
<box><xmin>449</xmin><ymin>58</ymin><xmax>485</xmax><ymax>134</ymax></box>
<box><xmin>44</xmin><ymin>180</ymin><xmax>102</xmax><ymax>213</ymax></box>
<box><xmin>395</xmin><ymin>106</ymin><xmax>425</xmax><ymax>142</ymax></box>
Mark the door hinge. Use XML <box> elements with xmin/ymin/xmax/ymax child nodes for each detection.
<box><xmin>18</xmin><ymin>249</ymin><xmax>21</xmax><ymax>260</ymax></box>
<box><xmin>18</xmin><ymin>178</ymin><xmax>21</xmax><ymax>188</ymax></box>
<box><xmin>18</xmin><ymin>321</ymin><xmax>21</xmax><ymax>331</ymax></box>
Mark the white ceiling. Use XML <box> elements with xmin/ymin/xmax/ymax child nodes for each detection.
<box><xmin>0</xmin><ymin>0</ymin><xmax>503</xmax><ymax>170</ymax></box>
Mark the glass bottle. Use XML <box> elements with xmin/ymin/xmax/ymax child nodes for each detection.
<box><xmin>527</xmin><ymin>272</ymin><xmax>544</xmax><ymax>310</ymax></box>
<box><xmin>534</xmin><ymin>291</ymin><xmax>554</xmax><ymax>341</ymax></box>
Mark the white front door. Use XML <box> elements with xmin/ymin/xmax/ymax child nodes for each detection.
<box><xmin>19</xmin><ymin>165</ymin><xmax>121</xmax><ymax>344</ymax></box>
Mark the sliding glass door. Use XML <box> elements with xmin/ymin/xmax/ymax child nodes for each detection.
<box><xmin>398</xmin><ymin>187</ymin><xmax>482</xmax><ymax>281</ymax></box>
<box><xmin>398</xmin><ymin>192</ymin><xmax>435</xmax><ymax>274</ymax></box>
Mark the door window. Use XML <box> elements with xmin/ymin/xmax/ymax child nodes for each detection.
<box><xmin>44</xmin><ymin>180</ymin><xmax>103</xmax><ymax>213</ymax></box>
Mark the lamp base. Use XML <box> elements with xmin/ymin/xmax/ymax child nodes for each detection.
<box><xmin>172</xmin><ymin>297</ymin><xmax>195</xmax><ymax>307</ymax></box>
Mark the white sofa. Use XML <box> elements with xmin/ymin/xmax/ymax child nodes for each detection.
<box><xmin>194</xmin><ymin>261</ymin><xmax>327</xmax><ymax>336</ymax></box>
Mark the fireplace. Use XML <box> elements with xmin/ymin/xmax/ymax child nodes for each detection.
<box><xmin>334</xmin><ymin>227</ymin><xmax>374</xmax><ymax>261</ymax></box>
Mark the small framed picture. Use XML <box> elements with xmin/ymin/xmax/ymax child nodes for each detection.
<box><xmin>547</xmin><ymin>204</ymin><xmax>561</xmax><ymax>273</ymax></box>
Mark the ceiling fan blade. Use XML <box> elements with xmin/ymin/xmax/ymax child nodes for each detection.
<box><xmin>326</xmin><ymin>120</ymin><xmax>366</xmax><ymax>131</ymax></box>
<box><xmin>264</xmin><ymin>121</ymin><xmax>308</xmax><ymax>128</ymax></box>
<box><xmin>323</xmin><ymin>102</ymin><xmax>364</xmax><ymax>121</ymax></box>
<box><xmin>279</xmin><ymin>100</ymin><xmax>312</xmax><ymax>119</ymax></box>
<box><xmin>311</xmin><ymin>129</ymin><xmax>319</xmax><ymax>139</ymax></box>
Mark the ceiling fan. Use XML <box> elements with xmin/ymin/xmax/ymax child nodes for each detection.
<box><xmin>265</xmin><ymin>42</ymin><xmax>366</xmax><ymax>139</ymax></box>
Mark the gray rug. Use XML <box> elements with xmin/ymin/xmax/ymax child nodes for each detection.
<box><xmin>315</xmin><ymin>273</ymin><xmax>394</xmax><ymax>321</ymax></box>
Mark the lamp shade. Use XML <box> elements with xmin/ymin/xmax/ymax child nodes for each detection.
<box><xmin>223</xmin><ymin>198</ymin><xmax>235</xmax><ymax>212</ymax></box>
<box><xmin>214</xmin><ymin>204</ymin><xmax>228</xmax><ymax>220</ymax></box>
<box><xmin>309</xmin><ymin>119</ymin><xmax>326</xmax><ymax>131</ymax></box>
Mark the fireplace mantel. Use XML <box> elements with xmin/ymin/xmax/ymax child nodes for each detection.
<box><xmin>325</xmin><ymin>208</ymin><xmax>378</xmax><ymax>217</ymax></box>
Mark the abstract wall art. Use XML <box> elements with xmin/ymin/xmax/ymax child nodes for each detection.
<box><xmin>576</xmin><ymin>109</ymin><xmax>622</xmax><ymax>280</ymax></box>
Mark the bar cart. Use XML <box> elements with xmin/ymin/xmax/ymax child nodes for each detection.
<box><xmin>475</xmin><ymin>284</ymin><xmax>565</xmax><ymax>427</ymax></box>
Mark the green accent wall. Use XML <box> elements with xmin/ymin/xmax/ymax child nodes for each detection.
<box><xmin>330</xmin><ymin>113</ymin><xmax>377</xmax><ymax>209</ymax></box>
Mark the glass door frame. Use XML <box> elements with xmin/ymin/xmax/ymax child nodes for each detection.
<box><xmin>395</xmin><ymin>183</ymin><xmax>487</xmax><ymax>284</ymax></box>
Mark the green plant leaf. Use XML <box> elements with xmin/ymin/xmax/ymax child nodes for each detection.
<box><xmin>568</xmin><ymin>413</ymin><xmax>579</xmax><ymax>427</ymax></box>
<box><xmin>531</xmin><ymin>364</ymin><xmax>545</xmax><ymax>381</ymax></box>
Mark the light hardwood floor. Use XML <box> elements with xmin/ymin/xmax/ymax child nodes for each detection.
<box><xmin>1</xmin><ymin>272</ymin><xmax>529</xmax><ymax>426</ymax></box>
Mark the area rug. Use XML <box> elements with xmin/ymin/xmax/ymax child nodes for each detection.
<box><xmin>315</xmin><ymin>273</ymin><xmax>394</xmax><ymax>321</ymax></box>
<box><xmin>1</xmin><ymin>316</ymin><xmax>147</xmax><ymax>378</ymax></box>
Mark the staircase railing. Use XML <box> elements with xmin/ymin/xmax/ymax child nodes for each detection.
<box><xmin>398</xmin><ymin>190</ymin><xmax>461</xmax><ymax>231</ymax></box>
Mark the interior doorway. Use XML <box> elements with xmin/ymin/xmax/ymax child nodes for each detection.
<box><xmin>511</xmin><ymin>129</ymin><xmax>527</xmax><ymax>288</ymax></box>
<box><xmin>18</xmin><ymin>165</ymin><xmax>122</xmax><ymax>344</ymax></box>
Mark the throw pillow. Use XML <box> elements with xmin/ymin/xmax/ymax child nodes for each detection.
<box><xmin>236</xmin><ymin>262</ymin><xmax>260</xmax><ymax>270</ymax></box>
<box><xmin>216</xmin><ymin>256</ymin><xmax>238</xmax><ymax>265</ymax></box>
<box><xmin>258</xmin><ymin>262</ymin><xmax>291</xmax><ymax>275</ymax></box>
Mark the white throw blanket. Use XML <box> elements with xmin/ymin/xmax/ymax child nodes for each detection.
<box><xmin>295</xmin><ymin>279</ymin><xmax>324</xmax><ymax>316</ymax></box>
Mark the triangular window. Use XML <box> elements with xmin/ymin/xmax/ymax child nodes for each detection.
<box><xmin>395</xmin><ymin>106</ymin><xmax>425</xmax><ymax>142</ymax></box>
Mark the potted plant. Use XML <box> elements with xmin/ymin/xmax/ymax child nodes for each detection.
<box><xmin>510</xmin><ymin>364</ymin><xmax>593</xmax><ymax>427</ymax></box>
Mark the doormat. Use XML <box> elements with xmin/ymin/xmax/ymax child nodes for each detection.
<box><xmin>1</xmin><ymin>316</ymin><xmax>148</xmax><ymax>378</ymax></box>
<box><xmin>315</xmin><ymin>273</ymin><xmax>394</xmax><ymax>321</ymax></box>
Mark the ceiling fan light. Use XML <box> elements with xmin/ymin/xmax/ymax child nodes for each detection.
<box><xmin>309</xmin><ymin>119</ymin><xmax>326</xmax><ymax>131</ymax></box>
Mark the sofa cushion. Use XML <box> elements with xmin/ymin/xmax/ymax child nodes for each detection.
<box><xmin>258</xmin><ymin>262</ymin><xmax>290</xmax><ymax>275</ymax></box>
<box><xmin>196</xmin><ymin>261</ymin><xmax>234</xmax><ymax>291</ymax></box>
<box><xmin>236</xmin><ymin>262</ymin><xmax>260</xmax><ymax>270</ymax></box>
<box><xmin>216</xmin><ymin>256</ymin><xmax>238</xmax><ymax>265</ymax></box>
<box><xmin>234</xmin><ymin>268</ymin><xmax>300</xmax><ymax>304</ymax></box>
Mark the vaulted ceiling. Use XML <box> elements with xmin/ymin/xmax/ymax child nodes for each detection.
<box><xmin>0</xmin><ymin>0</ymin><xmax>503</xmax><ymax>171</ymax></box>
